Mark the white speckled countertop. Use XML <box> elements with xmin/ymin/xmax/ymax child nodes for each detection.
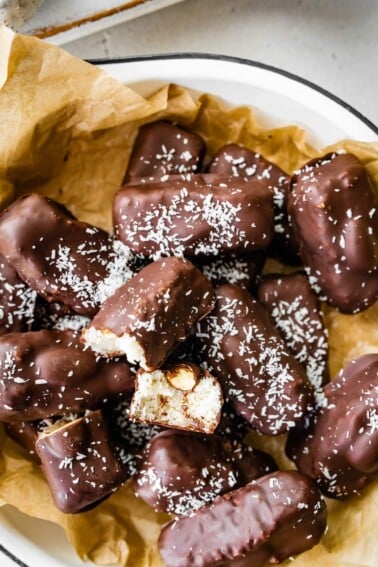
<box><xmin>62</xmin><ymin>0</ymin><xmax>378</xmax><ymax>127</ymax></box>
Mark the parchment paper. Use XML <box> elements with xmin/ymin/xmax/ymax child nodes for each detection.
<box><xmin>0</xmin><ymin>25</ymin><xmax>377</xmax><ymax>567</ymax></box>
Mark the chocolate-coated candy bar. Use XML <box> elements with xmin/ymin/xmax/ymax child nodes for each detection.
<box><xmin>196</xmin><ymin>284</ymin><xmax>312</xmax><ymax>435</ymax></box>
<box><xmin>198</xmin><ymin>251</ymin><xmax>265</xmax><ymax>290</ymax></box>
<box><xmin>124</xmin><ymin>121</ymin><xmax>206</xmax><ymax>182</ymax></box>
<box><xmin>286</xmin><ymin>354</ymin><xmax>378</xmax><ymax>499</ymax></box>
<box><xmin>289</xmin><ymin>152</ymin><xmax>378</xmax><ymax>313</ymax></box>
<box><xmin>82</xmin><ymin>256</ymin><xmax>215</xmax><ymax>370</ymax></box>
<box><xmin>36</xmin><ymin>410</ymin><xmax>128</xmax><ymax>513</ymax></box>
<box><xmin>0</xmin><ymin>330</ymin><xmax>134</xmax><ymax>421</ymax></box>
<box><xmin>258</xmin><ymin>272</ymin><xmax>329</xmax><ymax>390</ymax></box>
<box><xmin>0</xmin><ymin>253</ymin><xmax>36</xmax><ymax>335</ymax></box>
<box><xmin>158</xmin><ymin>470</ymin><xmax>327</xmax><ymax>567</ymax></box>
<box><xmin>129</xmin><ymin>363</ymin><xmax>223</xmax><ymax>434</ymax></box>
<box><xmin>208</xmin><ymin>144</ymin><xmax>299</xmax><ymax>263</ymax></box>
<box><xmin>134</xmin><ymin>430</ymin><xmax>238</xmax><ymax>515</ymax></box>
<box><xmin>0</xmin><ymin>193</ymin><xmax>136</xmax><ymax>316</ymax></box>
<box><xmin>113</xmin><ymin>174</ymin><xmax>274</xmax><ymax>260</ymax></box>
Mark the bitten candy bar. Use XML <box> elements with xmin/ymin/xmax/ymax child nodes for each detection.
<box><xmin>113</xmin><ymin>174</ymin><xmax>274</xmax><ymax>260</ymax></box>
<box><xmin>124</xmin><ymin>121</ymin><xmax>206</xmax><ymax>182</ymax></box>
<box><xmin>0</xmin><ymin>193</ymin><xmax>137</xmax><ymax>316</ymax></box>
<box><xmin>286</xmin><ymin>354</ymin><xmax>378</xmax><ymax>499</ymax></box>
<box><xmin>82</xmin><ymin>256</ymin><xmax>215</xmax><ymax>370</ymax></box>
<box><xmin>0</xmin><ymin>330</ymin><xmax>134</xmax><ymax>421</ymax></box>
<box><xmin>0</xmin><ymin>253</ymin><xmax>37</xmax><ymax>335</ymax></box>
<box><xmin>36</xmin><ymin>410</ymin><xmax>128</xmax><ymax>514</ymax></box>
<box><xmin>129</xmin><ymin>363</ymin><xmax>223</xmax><ymax>434</ymax></box>
<box><xmin>158</xmin><ymin>470</ymin><xmax>327</xmax><ymax>567</ymax></box>
<box><xmin>208</xmin><ymin>144</ymin><xmax>299</xmax><ymax>263</ymax></box>
<box><xmin>196</xmin><ymin>284</ymin><xmax>312</xmax><ymax>435</ymax></box>
<box><xmin>258</xmin><ymin>272</ymin><xmax>329</xmax><ymax>390</ymax></box>
<box><xmin>289</xmin><ymin>152</ymin><xmax>378</xmax><ymax>313</ymax></box>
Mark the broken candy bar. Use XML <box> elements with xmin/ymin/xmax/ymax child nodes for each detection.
<box><xmin>289</xmin><ymin>152</ymin><xmax>378</xmax><ymax>313</ymax></box>
<box><xmin>258</xmin><ymin>272</ymin><xmax>329</xmax><ymax>389</ymax></box>
<box><xmin>0</xmin><ymin>193</ymin><xmax>136</xmax><ymax>316</ymax></box>
<box><xmin>113</xmin><ymin>174</ymin><xmax>274</xmax><ymax>259</ymax></box>
<box><xmin>286</xmin><ymin>354</ymin><xmax>378</xmax><ymax>499</ymax></box>
<box><xmin>124</xmin><ymin>121</ymin><xmax>206</xmax><ymax>182</ymax></box>
<box><xmin>0</xmin><ymin>253</ymin><xmax>36</xmax><ymax>335</ymax></box>
<box><xmin>129</xmin><ymin>363</ymin><xmax>223</xmax><ymax>434</ymax></box>
<box><xmin>36</xmin><ymin>410</ymin><xmax>128</xmax><ymax>513</ymax></box>
<box><xmin>0</xmin><ymin>330</ymin><xmax>134</xmax><ymax>421</ymax></box>
<box><xmin>82</xmin><ymin>256</ymin><xmax>215</xmax><ymax>370</ymax></box>
<box><xmin>195</xmin><ymin>284</ymin><xmax>312</xmax><ymax>435</ymax></box>
<box><xmin>158</xmin><ymin>470</ymin><xmax>327</xmax><ymax>567</ymax></box>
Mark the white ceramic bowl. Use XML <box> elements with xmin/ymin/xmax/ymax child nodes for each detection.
<box><xmin>0</xmin><ymin>54</ymin><xmax>377</xmax><ymax>567</ymax></box>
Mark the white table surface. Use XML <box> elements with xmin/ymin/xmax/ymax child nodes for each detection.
<box><xmin>62</xmin><ymin>0</ymin><xmax>378</xmax><ymax>127</ymax></box>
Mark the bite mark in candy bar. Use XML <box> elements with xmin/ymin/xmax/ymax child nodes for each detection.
<box><xmin>113</xmin><ymin>174</ymin><xmax>274</xmax><ymax>260</ymax></box>
<box><xmin>158</xmin><ymin>470</ymin><xmax>327</xmax><ymax>567</ymax></box>
<box><xmin>289</xmin><ymin>152</ymin><xmax>378</xmax><ymax>313</ymax></box>
<box><xmin>0</xmin><ymin>330</ymin><xmax>134</xmax><ymax>422</ymax></box>
<box><xmin>129</xmin><ymin>363</ymin><xmax>223</xmax><ymax>434</ymax></box>
<box><xmin>82</xmin><ymin>256</ymin><xmax>215</xmax><ymax>370</ymax></box>
<box><xmin>124</xmin><ymin>121</ymin><xmax>206</xmax><ymax>182</ymax></box>
<box><xmin>0</xmin><ymin>194</ymin><xmax>137</xmax><ymax>316</ymax></box>
<box><xmin>258</xmin><ymin>272</ymin><xmax>329</xmax><ymax>390</ymax></box>
<box><xmin>36</xmin><ymin>410</ymin><xmax>128</xmax><ymax>514</ymax></box>
<box><xmin>0</xmin><ymin>253</ymin><xmax>37</xmax><ymax>335</ymax></box>
<box><xmin>208</xmin><ymin>143</ymin><xmax>299</xmax><ymax>263</ymax></box>
<box><xmin>195</xmin><ymin>284</ymin><xmax>312</xmax><ymax>435</ymax></box>
<box><xmin>286</xmin><ymin>354</ymin><xmax>378</xmax><ymax>499</ymax></box>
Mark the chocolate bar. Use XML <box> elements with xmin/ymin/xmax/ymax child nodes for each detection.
<box><xmin>0</xmin><ymin>193</ymin><xmax>137</xmax><ymax>316</ymax></box>
<box><xmin>208</xmin><ymin>144</ymin><xmax>299</xmax><ymax>263</ymax></box>
<box><xmin>0</xmin><ymin>330</ymin><xmax>134</xmax><ymax>421</ymax></box>
<box><xmin>198</xmin><ymin>251</ymin><xmax>265</xmax><ymax>290</ymax></box>
<box><xmin>36</xmin><ymin>410</ymin><xmax>128</xmax><ymax>513</ymax></box>
<box><xmin>286</xmin><ymin>354</ymin><xmax>378</xmax><ymax>499</ymax></box>
<box><xmin>113</xmin><ymin>174</ymin><xmax>274</xmax><ymax>260</ymax></box>
<box><xmin>129</xmin><ymin>363</ymin><xmax>223</xmax><ymax>434</ymax></box>
<box><xmin>195</xmin><ymin>284</ymin><xmax>312</xmax><ymax>435</ymax></box>
<box><xmin>158</xmin><ymin>470</ymin><xmax>327</xmax><ymax>567</ymax></box>
<box><xmin>258</xmin><ymin>272</ymin><xmax>329</xmax><ymax>389</ymax></box>
<box><xmin>0</xmin><ymin>253</ymin><xmax>36</xmax><ymax>335</ymax></box>
<box><xmin>82</xmin><ymin>256</ymin><xmax>215</xmax><ymax>370</ymax></box>
<box><xmin>289</xmin><ymin>152</ymin><xmax>378</xmax><ymax>313</ymax></box>
<box><xmin>124</xmin><ymin>121</ymin><xmax>206</xmax><ymax>182</ymax></box>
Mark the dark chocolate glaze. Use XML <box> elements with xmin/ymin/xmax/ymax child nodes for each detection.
<box><xmin>36</xmin><ymin>410</ymin><xmax>128</xmax><ymax>514</ymax></box>
<box><xmin>0</xmin><ymin>193</ymin><xmax>136</xmax><ymax>316</ymax></box>
<box><xmin>113</xmin><ymin>174</ymin><xmax>274</xmax><ymax>260</ymax></box>
<box><xmin>0</xmin><ymin>330</ymin><xmax>134</xmax><ymax>421</ymax></box>
<box><xmin>124</xmin><ymin>121</ymin><xmax>206</xmax><ymax>182</ymax></box>
<box><xmin>32</xmin><ymin>297</ymin><xmax>91</xmax><ymax>332</ymax></box>
<box><xmin>258</xmin><ymin>272</ymin><xmax>329</xmax><ymax>389</ymax></box>
<box><xmin>0</xmin><ymin>253</ymin><xmax>36</xmax><ymax>335</ymax></box>
<box><xmin>158</xmin><ymin>470</ymin><xmax>327</xmax><ymax>567</ymax></box>
<box><xmin>208</xmin><ymin>144</ymin><xmax>299</xmax><ymax>264</ymax></box>
<box><xmin>286</xmin><ymin>354</ymin><xmax>378</xmax><ymax>499</ymax></box>
<box><xmin>289</xmin><ymin>152</ymin><xmax>378</xmax><ymax>313</ymax></box>
<box><xmin>4</xmin><ymin>420</ymin><xmax>40</xmax><ymax>462</ymax></box>
<box><xmin>195</xmin><ymin>284</ymin><xmax>312</xmax><ymax>435</ymax></box>
<box><xmin>228</xmin><ymin>442</ymin><xmax>277</xmax><ymax>485</ymax></box>
<box><xmin>197</xmin><ymin>252</ymin><xmax>265</xmax><ymax>291</ymax></box>
<box><xmin>86</xmin><ymin>256</ymin><xmax>216</xmax><ymax>370</ymax></box>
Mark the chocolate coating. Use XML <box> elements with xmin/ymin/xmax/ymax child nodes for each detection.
<box><xmin>286</xmin><ymin>354</ymin><xmax>378</xmax><ymax>499</ymax></box>
<box><xmin>124</xmin><ymin>121</ymin><xmax>206</xmax><ymax>182</ymax></box>
<box><xmin>33</xmin><ymin>297</ymin><xmax>91</xmax><ymax>332</ymax></box>
<box><xmin>198</xmin><ymin>252</ymin><xmax>265</xmax><ymax>290</ymax></box>
<box><xmin>85</xmin><ymin>256</ymin><xmax>215</xmax><ymax>370</ymax></box>
<box><xmin>208</xmin><ymin>144</ymin><xmax>299</xmax><ymax>263</ymax></box>
<box><xmin>195</xmin><ymin>284</ymin><xmax>312</xmax><ymax>435</ymax></box>
<box><xmin>4</xmin><ymin>420</ymin><xmax>40</xmax><ymax>461</ymax></box>
<box><xmin>158</xmin><ymin>470</ymin><xmax>327</xmax><ymax>567</ymax></box>
<box><xmin>258</xmin><ymin>272</ymin><xmax>329</xmax><ymax>389</ymax></box>
<box><xmin>0</xmin><ymin>253</ymin><xmax>36</xmax><ymax>335</ymax></box>
<box><xmin>113</xmin><ymin>174</ymin><xmax>274</xmax><ymax>260</ymax></box>
<box><xmin>289</xmin><ymin>152</ymin><xmax>378</xmax><ymax>313</ymax></box>
<box><xmin>0</xmin><ymin>330</ymin><xmax>134</xmax><ymax>421</ymax></box>
<box><xmin>36</xmin><ymin>410</ymin><xmax>127</xmax><ymax>514</ymax></box>
<box><xmin>0</xmin><ymin>193</ymin><xmax>136</xmax><ymax>316</ymax></box>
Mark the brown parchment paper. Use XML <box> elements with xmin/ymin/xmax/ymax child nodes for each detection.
<box><xmin>0</xmin><ymin>25</ymin><xmax>377</xmax><ymax>567</ymax></box>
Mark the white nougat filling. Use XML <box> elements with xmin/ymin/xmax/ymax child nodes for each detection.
<box><xmin>82</xmin><ymin>326</ymin><xmax>147</xmax><ymax>368</ymax></box>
